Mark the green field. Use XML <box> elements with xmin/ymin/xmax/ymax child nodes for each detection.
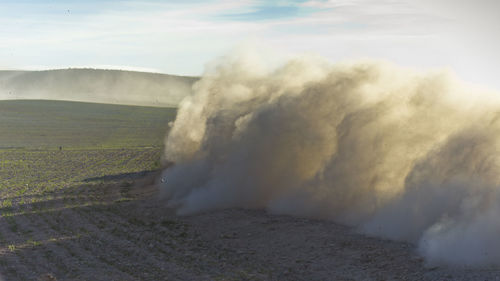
<box><xmin>0</xmin><ymin>100</ymin><xmax>177</xmax><ymax>149</ymax></box>
<box><xmin>0</xmin><ymin>100</ymin><xmax>180</xmax><ymax>280</ymax></box>
<box><xmin>0</xmin><ymin>99</ymin><xmax>174</xmax><ymax>207</ymax></box>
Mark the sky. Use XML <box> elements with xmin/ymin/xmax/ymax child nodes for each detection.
<box><xmin>1</xmin><ymin>0</ymin><xmax>499</xmax><ymax>89</ymax></box>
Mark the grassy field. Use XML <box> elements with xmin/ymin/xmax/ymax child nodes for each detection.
<box><xmin>0</xmin><ymin>99</ymin><xmax>174</xmax><ymax>195</ymax></box>
<box><xmin>0</xmin><ymin>100</ymin><xmax>176</xmax><ymax>149</ymax></box>
<box><xmin>0</xmin><ymin>100</ymin><xmax>177</xmax><ymax>280</ymax></box>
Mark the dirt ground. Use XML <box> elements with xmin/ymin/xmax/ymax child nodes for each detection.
<box><xmin>1</xmin><ymin>148</ymin><xmax>500</xmax><ymax>280</ymax></box>
<box><xmin>0</xmin><ymin>174</ymin><xmax>499</xmax><ymax>280</ymax></box>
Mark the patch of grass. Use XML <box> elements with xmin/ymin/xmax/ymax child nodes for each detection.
<box><xmin>114</xmin><ymin>197</ymin><xmax>132</xmax><ymax>204</ymax></box>
<box><xmin>2</xmin><ymin>199</ymin><xmax>13</xmax><ymax>209</ymax></box>
<box><xmin>27</xmin><ymin>239</ymin><xmax>41</xmax><ymax>247</ymax></box>
<box><xmin>7</xmin><ymin>244</ymin><xmax>16</xmax><ymax>252</ymax></box>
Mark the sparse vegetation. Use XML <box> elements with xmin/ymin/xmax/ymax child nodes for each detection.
<box><xmin>8</xmin><ymin>245</ymin><xmax>16</xmax><ymax>252</ymax></box>
<box><xmin>0</xmin><ymin>100</ymin><xmax>177</xmax><ymax>280</ymax></box>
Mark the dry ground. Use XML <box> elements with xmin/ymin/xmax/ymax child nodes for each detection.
<box><xmin>1</xmin><ymin>148</ymin><xmax>500</xmax><ymax>280</ymax></box>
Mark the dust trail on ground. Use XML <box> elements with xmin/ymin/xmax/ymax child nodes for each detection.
<box><xmin>161</xmin><ymin>51</ymin><xmax>500</xmax><ymax>267</ymax></box>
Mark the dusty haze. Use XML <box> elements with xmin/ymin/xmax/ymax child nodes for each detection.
<box><xmin>161</xmin><ymin>52</ymin><xmax>500</xmax><ymax>267</ymax></box>
<box><xmin>0</xmin><ymin>69</ymin><xmax>197</xmax><ymax>107</ymax></box>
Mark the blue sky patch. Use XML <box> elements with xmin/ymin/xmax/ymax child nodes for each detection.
<box><xmin>219</xmin><ymin>1</ymin><xmax>319</xmax><ymax>21</ymax></box>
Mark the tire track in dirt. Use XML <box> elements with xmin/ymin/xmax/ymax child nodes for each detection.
<box><xmin>14</xmin><ymin>179</ymin><xmax>195</xmax><ymax>281</ymax></box>
<box><xmin>29</xmin><ymin>183</ymin><xmax>138</xmax><ymax>280</ymax></box>
<box><xmin>0</xmin><ymin>207</ymin><xmax>83</xmax><ymax>281</ymax></box>
<box><xmin>0</xmin><ymin>183</ymin><xmax>137</xmax><ymax>280</ymax></box>
<box><xmin>71</xmin><ymin>204</ymin><xmax>189</xmax><ymax>280</ymax></box>
<box><xmin>36</xmin><ymin>207</ymin><xmax>137</xmax><ymax>281</ymax></box>
<box><xmin>0</xmin><ymin>216</ymin><xmax>36</xmax><ymax>281</ymax></box>
<box><xmin>6</xmin><ymin>209</ymin><xmax>87</xmax><ymax>279</ymax></box>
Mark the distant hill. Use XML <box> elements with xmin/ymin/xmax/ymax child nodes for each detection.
<box><xmin>0</xmin><ymin>69</ymin><xmax>198</xmax><ymax>107</ymax></box>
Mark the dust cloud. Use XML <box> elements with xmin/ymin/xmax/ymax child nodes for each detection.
<box><xmin>161</xmin><ymin>52</ymin><xmax>500</xmax><ymax>267</ymax></box>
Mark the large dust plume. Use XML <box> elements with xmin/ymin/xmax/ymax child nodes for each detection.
<box><xmin>161</xmin><ymin>52</ymin><xmax>500</xmax><ymax>267</ymax></box>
